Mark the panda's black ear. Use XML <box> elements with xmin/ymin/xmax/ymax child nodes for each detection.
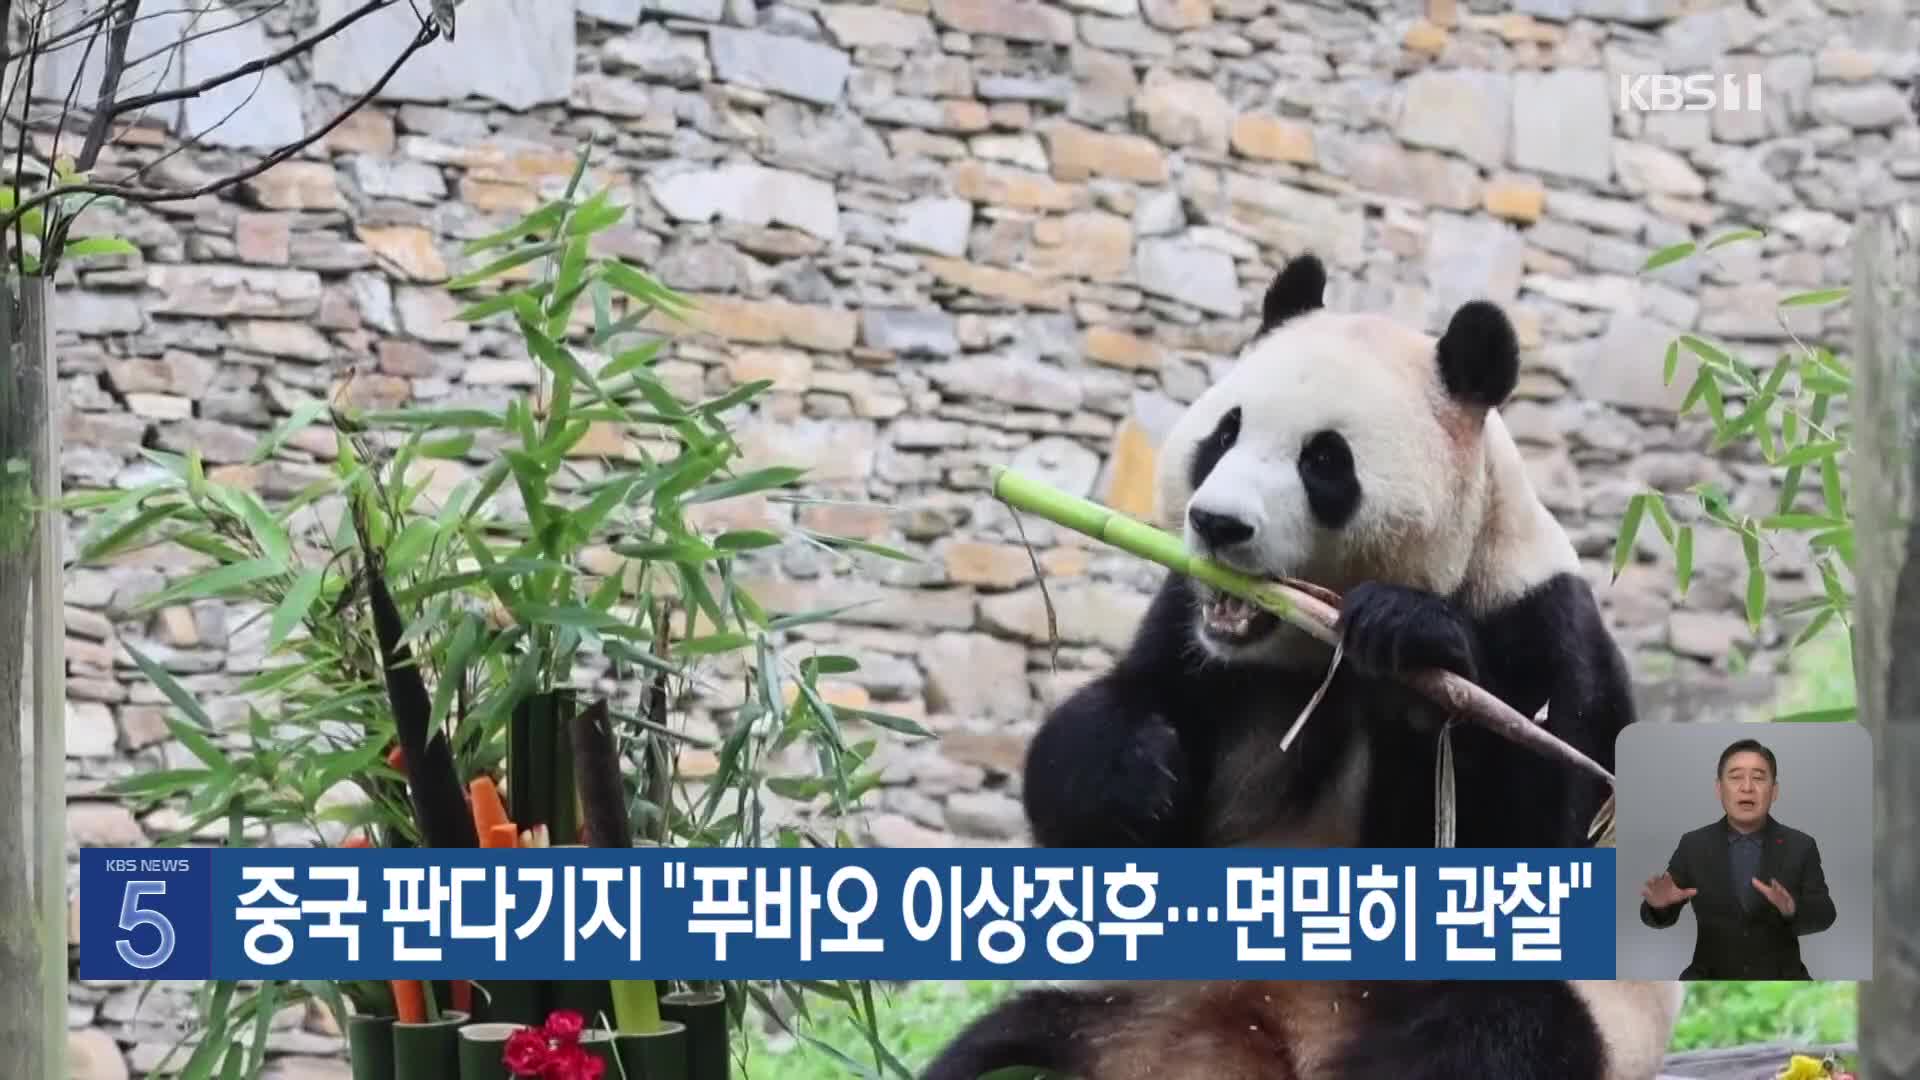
<box><xmin>1436</xmin><ymin>300</ymin><xmax>1520</xmax><ymax>409</ymax></box>
<box><xmin>1259</xmin><ymin>254</ymin><xmax>1325</xmax><ymax>333</ymax></box>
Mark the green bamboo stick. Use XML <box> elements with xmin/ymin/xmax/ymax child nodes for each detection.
<box><xmin>611</xmin><ymin>979</ymin><xmax>661</xmax><ymax>1035</ymax></box>
<box><xmin>991</xmin><ymin>465</ymin><xmax>1327</xmax><ymax>635</ymax></box>
<box><xmin>988</xmin><ymin>465</ymin><xmax>1617</xmax><ymax>787</ymax></box>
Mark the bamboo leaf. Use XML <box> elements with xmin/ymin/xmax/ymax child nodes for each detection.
<box><xmin>1642</xmin><ymin>493</ymin><xmax>1675</xmax><ymax>545</ymax></box>
<box><xmin>106</xmin><ymin>767</ymin><xmax>214</xmax><ymax>800</ymax></box>
<box><xmin>714</xmin><ymin>529</ymin><xmax>783</xmax><ymax>551</ymax></box>
<box><xmin>1776</xmin><ymin>440</ymin><xmax>1842</xmax><ymax>467</ymax></box>
<box><xmin>694</xmin><ymin>379</ymin><xmax>774</xmax><ymax>417</ymax></box>
<box><xmin>421</xmin><ymin>433</ymin><xmax>475</xmax><ymax>459</ymax></box>
<box><xmin>267</xmin><ymin>568</ymin><xmax>325</xmax><ymax>652</ymax></box>
<box><xmin>839</xmin><ymin>706</ymin><xmax>935</xmax><ymax>739</ymax></box>
<box><xmin>802</xmin><ymin>655</ymin><xmax>861</xmax><ymax>677</ymax></box>
<box><xmin>683</xmin><ymin>466</ymin><xmax>807</xmax><ymax>505</ymax></box>
<box><xmin>74</xmin><ymin>500</ymin><xmax>185</xmax><ymax>564</ymax></box>
<box><xmin>1779</xmin><ymin>288</ymin><xmax>1848</xmax><ymax>308</ymax></box>
<box><xmin>357</xmin><ymin>407</ymin><xmax>507</xmax><ymax>431</ymax></box>
<box><xmin>250</xmin><ymin>400</ymin><xmax>331</xmax><ymax>465</ymax></box>
<box><xmin>765</xmin><ymin>602</ymin><xmax>876</xmax><ymax>632</ymax></box>
<box><xmin>461</xmin><ymin>200</ymin><xmax>569</xmax><ymax>256</ymax></box>
<box><xmin>601</xmin><ymin>261</ymin><xmax>693</xmax><ymax>318</ymax></box>
<box><xmin>799</xmin><ymin>530</ymin><xmax>921</xmax><ymax>562</ymax></box>
<box><xmin>178</xmin><ymin>982</ymin><xmax>237</xmax><ymax>1080</ymax></box>
<box><xmin>1745</xmin><ymin>563</ymin><xmax>1767</xmax><ymax>631</ymax></box>
<box><xmin>1611</xmin><ymin>494</ymin><xmax>1646</xmax><ymax>581</ymax></box>
<box><xmin>428</xmin><ymin>614</ymin><xmax>482</xmax><ymax>736</ymax></box>
<box><xmin>565</xmin><ymin>190</ymin><xmax>627</xmax><ymax>236</ymax></box>
<box><xmin>1820</xmin><ymin>453</ymin><xmax>1846</xmax><ymax>518</ymax></box>
<box><xmin>1640</xmin><ymin>241</ymin><xmax>1695</xmax><ymax>271</ymax></box>
<box><xmin>134</xmin><ymin>557</ymin><xmax>284</xmax><ymax>613</ymax></box>
<box><xmin>1777</xmin><ymin>462</ymin><xmax>1806</xmax><ymax>515</ymax></box>
<box><xmin>1679</xmin><ymin>335</ymin><xmax>1752</xmax><ymax>389</ymax></box>
<box><xmin>521</xmin><ymin>319</ymin><xmax>624</xmax><ymax>420</ymax></box>
<box><xmin>1705</xmin><ymin>227</ymin><xmax>1765</xmax><ymax>249</ymax></box>
<box><xmin>168</xmin><ymin>716</ymin><xmax>232</xmax><ymax>775</ymax></box>
<box><xmin>1773</xmin><ymin>706</ymin><xmax>1855</xmax><ymax>723</ymax></box>
<box><xmin>61</xmin><ymin>235</ymin><xmax>140</xmax><ymax>259</ymax></box>
<box><xmin>676</xmin><ymin>631</ymin><xmax>753</xmax><ymax>656</ymax></box>
<box><xmin>453</xmin><ymin>287</ymin><xmax>545</xmax><ymax>324</ymax></box>
<box><xmin>1792</xmin><ymin>607</ymin><xmax>1836</xmax><ymax>649</ymax></box>
<box><xmin>1681</xmin><ymin>522</ymin><xmax>1697</xmax><ymax>591</ymax></box>
<box><xmin>601</xmin><ymin>339</ymin><xmax>664</xmax><ymax>382</ymax></box>
<box><xmin>235</xmin><ymin>490</ymin><xmax>292</xmax><ymax>567</ymax></box>
<box><xmin>614</xmin><ymin>537</ymin><xmax>723</xmax><ymax>562</ymax></box>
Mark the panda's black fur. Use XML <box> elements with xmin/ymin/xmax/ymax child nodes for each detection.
<box><xmin>920</xmin><ymin>256</ymin><xmax>1678</xmax><ymax>1080</ymax></box>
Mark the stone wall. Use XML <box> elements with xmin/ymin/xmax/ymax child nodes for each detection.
<box><xmin>39</xmin><ymin>0</ymin><xmax>1917</xmax><ymax>1075</ymax></box>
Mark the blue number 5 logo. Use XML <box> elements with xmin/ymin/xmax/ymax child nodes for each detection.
<box><xmin>116</xmin><ymin>881</ymin><xmax>175</xmax><ymax>970</ymax></box>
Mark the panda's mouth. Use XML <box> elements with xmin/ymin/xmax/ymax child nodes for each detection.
<box><xmin>1199</xmin><ymin>588</ymin><xmax>1280</xmax><ymax>644</ymax></box>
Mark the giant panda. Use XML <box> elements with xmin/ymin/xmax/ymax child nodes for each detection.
<box><xmin>920</xmin><ymin>254</ymin><xmax>1684</xmax><ymax>1080</ymax></box>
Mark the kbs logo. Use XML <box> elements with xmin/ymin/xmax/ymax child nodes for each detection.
<box><xmin>1617</xmin><ymin>73</ymin><xmax>1763</xmax><ymax>113</ymax></box>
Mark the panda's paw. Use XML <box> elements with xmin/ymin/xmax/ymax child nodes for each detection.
<box><xmin>1115</xmin><ymin>714</ymin><xmax>1186</xmax><ymax>832</ymax></box>
<box><xmin>1337</xmin><ymin>582</ymin><xmax>1479</xmax><ymax>682</ymax></box>
<box><xmin>1027</xmin><ymin>699</ymin><xmax>1188</xmax><ymax>847</ymax></box>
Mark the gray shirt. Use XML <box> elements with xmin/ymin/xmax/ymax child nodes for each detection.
<box><xmin>1728</xmin><ymin>824</ymin><xmax>1764</xmax><ymax>910</ymax></box>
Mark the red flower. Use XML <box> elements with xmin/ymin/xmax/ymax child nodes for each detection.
<box><xmin>543</xmin><ymin>1008</ymin><xmax>586</xmax><ymax>1045</ymax></box>
<box><xmin>541</xmin><ymin>1043</ymin><xmax>604</xmax><ymax>1080</ymax></box>
<box><xmin>502</xmin><ymin>1027</ymin><xmax>552</xmax><ymax>1077</ymax></box>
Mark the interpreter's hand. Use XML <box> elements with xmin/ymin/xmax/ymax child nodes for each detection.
<box><xmin>1641</xmin><ymin>871</ymin><xmax>1696</xmax><ymax>909</ymax></box>
<box><xmin>1752</xmin><ymin>877</ymin><xmax>1797</xmax><ymax>917</ymax></box>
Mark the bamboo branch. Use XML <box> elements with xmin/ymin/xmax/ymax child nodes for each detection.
<box><xmin>988</xmin><ymin>465</ymin><xmax>1617</xmax><ymax>788</ymax></box>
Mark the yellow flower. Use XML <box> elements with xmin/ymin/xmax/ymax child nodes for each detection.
<box><xmin>1776</xmin><ymin>1054</ymin><xmax>1829</xmax><ymax>1080</ymax></box>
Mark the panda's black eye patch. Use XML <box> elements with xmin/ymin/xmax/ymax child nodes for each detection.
<box><xmin>1299</xmin><ymin>429</ymin><xmax>1359</xmax><ymax>528</ymax></box>
<box><xmin>1187</xmin><ymin>406</ymin><xmax>1242</xmax><ymax>490</ymax></box>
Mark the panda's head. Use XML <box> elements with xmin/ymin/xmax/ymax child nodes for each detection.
<box><xmin>1155</xmin><ymin>253</ymin><xmax>1528</xmax><ymax>666</ymax></box>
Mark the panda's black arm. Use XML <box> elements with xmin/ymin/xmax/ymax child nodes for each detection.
<box><xmin>918</xmin><ymin>985</ymin><xmax>1114</xmax><ymax>1080</ymax></box>
<box><xmin>1022</xmin><ymin>573</ymin><xmax>1211</xmax><ymax>849</ymax></box>
<box><xmin>1459</xmin><ymin>570</ymin><xmax>1636</xmax><ymax>849</ymax></box>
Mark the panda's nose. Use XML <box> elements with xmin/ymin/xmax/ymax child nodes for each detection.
<box><xmin>1189</xmin><ymin>507</ymin><xmax>1255</xmax><ymax>549</ymax></box>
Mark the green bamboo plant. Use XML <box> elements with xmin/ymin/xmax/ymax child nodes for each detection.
<box><xmin>1613</xmin><ymin>228</ymin><xmax>1855</xmax><ymax>720</ymax></box>
<box><xmin>75</xmin><ymin>141</ymin><xmax>935</xmax><ymax>1080</ymax></box>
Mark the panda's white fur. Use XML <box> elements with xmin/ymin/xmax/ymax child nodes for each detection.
<box><xmin>921</xmin><ymin>255</ymin><xmax>1678</xmax><ymax>1080</ymax></box>
<box><xmin>1152</xmin><ymin>286</ymin><xmax>1580</xmax><ymax>675</ymax></box>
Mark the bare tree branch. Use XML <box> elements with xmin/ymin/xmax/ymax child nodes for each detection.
<box><xmin>109</xmin><ymin>0</ymin><xmax>390</xmax><ymax>120</ymax></box>
<box><xmin>2</xmin><ymin>0</ymin><xmax>436</xmax><ymax>274</ymax></box>
<box><xmin>76</xmin><ymin>0</ymin><xmax>136</xmax><ymax>169</ymax></box>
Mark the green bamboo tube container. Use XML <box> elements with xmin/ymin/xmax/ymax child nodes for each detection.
<box><xmin>456</xmin><ymin>1022</ymin><xmax>523</xmax><ymax>1080</ymax></box>
<box><xmin>346</xmin><ymin>1013</ymin><xmax>396</xmax><ymax>1080</ymax></box>
<box><xmin>659</xmin><ymin>991</ymin><xmax>727</xmax><ymax>1080</ymax></box>
<box><xmin>393</xmin><ymin>1009</ymin><xmax>467</xmax><ymax>1078</ymax></box>
<box><xmin>613</xmin><ymin>1020</ymin><xmax>688</xmax><ymax>1080</ymax></box>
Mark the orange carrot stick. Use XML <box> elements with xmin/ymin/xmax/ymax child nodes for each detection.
<box><xmin>470</xmin><ymin>776</ymin><xmax>509</xmax><ymax>839</ymax></box>
<box><xmin>391</xmin><ymin>979</ymin><xmax>426</xmax><ymax>1024</ymax></box>
<box><xmin>334</xmin><ymin>832</ymin><xmax>421</xmax><ymax>1021</ymax></box>
<box><xmin>486</xmin><ymin>823</ymin><xmax>519</xmax><ymax>849</ymax></box>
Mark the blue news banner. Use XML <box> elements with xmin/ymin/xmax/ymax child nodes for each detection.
<box><xmin>79</xmin><ymin>847</ymin><xmax>1617</xmax><ymax>983</ymax></box>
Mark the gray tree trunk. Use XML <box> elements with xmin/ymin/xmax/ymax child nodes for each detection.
<box><xmin>0</xmin><ymin>276</ymin><xmax>63</xmax><ymax>1080</ymax></box>
<box><xmin>1851</xmin><ymin>205</ymin><xmax>1920</xmax><ymax>1079</ymax></box>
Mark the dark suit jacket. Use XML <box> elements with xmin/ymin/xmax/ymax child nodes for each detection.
<box><xmin>1638</xmin><ymin>815</ymin><xmax>1837</xmax><ymax>980</ymax></box>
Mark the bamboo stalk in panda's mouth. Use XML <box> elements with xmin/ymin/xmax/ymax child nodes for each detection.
<box><xmin>988</xmin><ymin>465</ymin><xmax>1618</xmax><ymax>789</ymax></box>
